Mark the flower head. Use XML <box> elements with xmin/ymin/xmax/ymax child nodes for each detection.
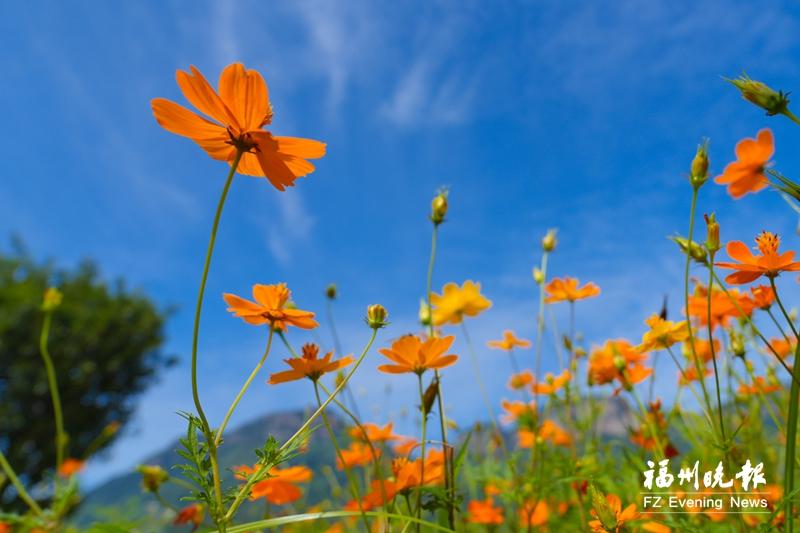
<box><xmin>58</xmin><ymin>458</ymin><xmax>85</xmax><ymax>477</ymax></box>
<box><xmin>501</xmin><ymin>399</ymin><xmax>538</xmax><ymax>425</ymax></box>
<box><xmin>349</xmin><ymin>422</ymin><xmax>401</xmax><ymax>443</ymax></box>
<box><xmin>715</xmin><ymin>231</ymin><xmax>800</xmax><ymax>284</ymax></box>
<box><xmin>137</xmin><ymin>464</ymin><xmax>169</xmax><ymax>492</ymax></box>
<box><xmin>430</xmin><ymin>281</ymin><xmax>492</xmax><ymax>325</ymax></box>
<box><xmin>531</xmin><ymin>369</ymin><xmax>571</xmax><ymax>395</ymax></box>
<box><xmin>487</xmin><ymin>330</ymin><xmax>532</xmax><ymax>351</ymax></box>
<box><xmin>224</xmin><ymin>283</ymin><xmax>317</xmax><ymax>330</ymax></box>
<box><xmin>42</xmin><ymin>287</ymin><xmax>63</xmax><ymax>312</ymax></box>
<box><xmin>337</xmin><ymin>442</ymin><xmax>380</xmax><ymax>470</ymax></box>
<box><xmin>714</xmin><ymin>129</ymin><xmax>774</xmax><ymax>198</ymax></box>
<box><xmin>727</xmin><ymin>74</ymin><xmax>791</xmax><ymax>116</ymax></box>
<box><xmin>637</xmin><ymin>315</ymin><xmax>690</xmax><ymax>352</ymax></box>
<box><xmin>519</xmin><ymin>501</ymin><xmax>550</xmax><ymax>528</ymax></box>
<box><xmin>378</xmin><ymin>335</ymin><xmax>458</xmax><ymax>375</ymax></box>
<box><xmin>174</xmin><ymin>504</ymin><xmax>204</xmax><ymax>530</ymax></box>
<box><xmin>687</xmin><ymin>283</ymin><xmax>752</xmax><ymax>330</ymax></box>
<box><xmin>750</xmin><ymin>284</ymin><xmax>775</xmax><ymax>309</ymax></box>
<box><xmin>588</xmin><ymin>340</ymin><xmax>651</xmax><ymax>393</ymax></box>
<box><xmin>589</xmin><ymin>493</ymin><xmax>639</xmax><ymax>533</ymax></box>
<box><xmin>508</xmin><ymin>370</ymin><xmax>535</xmax><ymax>390</ymax></box>
<box><xmin>236</xmin><ymin>464</ymin><xmax>312</xmax><ymax>505</ymax></box>
<box><xmin>738</xmin><ymin>376</ymin><xmax>781</xmax><ymax>396</ymax></box>
<box><xmin>268</xmin><ymin>343</ymin><xmax>353</xmax><ymax>384</ymax></box>
<box><xmin>544</xmin><ymin>277</ymin><xmax>600</xmax><ymax>304</ymax></box>
<box><xmin>468</xmin><ymin>498</ymin><xmax>504</xmax><ymax>525</ymax></box>
<box><xmin>152</xmin><ymin>63</ymin><xmax>325</xmax><ymax>191</ymax></box>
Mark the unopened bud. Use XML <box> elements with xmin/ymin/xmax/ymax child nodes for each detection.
<box><xmin>366</xmin><ymin>304</ymin><xmax>389</xmax><ymax>329</ymax></box>
<box><xmin>430</xmin><ymin>189</ymin><xmax>449</xmax><ymax>225</ymax></box>
<box><xmin>418</xmin><ymin>300</ymin><xmax>432</xmax><ymax>326</ymax></box>
<box><xmin>137</xmin><ymin>465</ymin><xmax>169</xmax><ymax>493</ymax></box>
<box><xmin>589</xmin><ymin>484</ymin><xmax>618</xmax><ymax>531</ymax></box>
<box><xmin>325</xmin><ymin>284</ymin><xmax>337</xmax><ymax>300</ymax></box>
<box><xmin>612</xmin><ymin>355</ymin><xmax>626</xmax><ymax>371</ymax></box>
<box><xmin>730</xmin><ymin>331</ymin><xmax>746</xmax><ymax>359</ymax></box>
<box><xmin>421</xmin><ymin>378</ymin><xmax>439</xmax><ymax>416</ymax></box>
<box><xmin>690</xmin><ymin>139</ymin><xmax>710</xmax><ymax>189</ymax></box>
<box><xmin>727</xmin><ymin>74</ymin><xmax>791</xmax><ymax>116</ymax></box>
<box><xmin>335</xmin><ymin>370</ymin><xmax>346</xmax><ymax>388</ymax></box>
<box><xmin>42</xmin><ymin>287</ymin><xmax>63</xmax><ymax>312</ymax></box>
<box><xmin>532</xmin><ymin>267</ymin><xmax>544</xmax><ymax>285</ymax></box>
<box><xmin>704</xmin><ymin>213</ymin><xmax>721</xmax><ymax>254</ymax></box>
<box><xmin>670</xmin><ymin>236</ymin><xmax>708</xmax><ymax>265</ymax></box>
<box><xmin>541</xmin><ymin>229</ymin><xmax>558</xmax><ymax>252</ymax></box>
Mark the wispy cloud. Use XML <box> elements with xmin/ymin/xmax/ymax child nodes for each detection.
<box><xmin>262</xmin><ymin>192</ymin><xmax>316</xmax><ymax>266</ymax></box>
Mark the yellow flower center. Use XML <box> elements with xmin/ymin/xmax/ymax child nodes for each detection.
<box><xmin>756</xmin><ymin>231</ymin><xmax>780</xmax><ymax>255</ymax></box>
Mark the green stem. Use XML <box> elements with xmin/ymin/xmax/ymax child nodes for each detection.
<box><xmin>768</xmin><ymin>308</ymin><xmax>792</xmax><ymax>342</ymax></box>
<box><xmin>416</xmin><ymin>373</ymin><xmax>428</xmax><ymax>531</ymax></box>
<box><xmin>770</xmin><ymin>277</ymin><xmax>800</xmax><ymax>533</ymax></box>
<box><xmin>782</xmin><ymin>108</ymin><xmax>800</xmax><ymax>127</ymax></box>
<box><xmin>0</xmin><ymin>448</ymin><xmax>44</xmax><ymax>517</ymax></box>
<box><xmin>629</xmin><ymin>387</ymin><xmax>666</xmax><ymax>460</ymax></box>
<box><xmin>215</xmin><ymin>327</ymin><xmax>275</xmax><ymax>447</ymax></box>
<box><xmin>326</xmin><ymin>298</ymin><xmax>362</xmax><ymax>419</ymax></box>
<box><xmin>534</xmin><ymin>252</ymin><xmax>549</xmax><ymax>379</ymax></box>
<box><xmin>39</xmin><ymin>311</ymin><xmax>66</xmax><ymax>473</ymax></box>
<box><xmin>706</xmin><ymin>259</ymin><xmax>727</xmax><ymax>444</ymax></box>
<box><xmin>460</xmin><ymin>322</ymin><xmax>502</xmax><ymax>445</ymax></box>
<box><xmin>226</xmin><ymin>328</ymin><xmax>378</xmax><ymax>522</ymax></box>
<box><xmin>190</xmin><ymin>149</ymin><xmax>242</xmax><ymax>531</ymax></box>
<box><xmin>313</xmin><ymin>382</ymin><xmax>369</xmax><ymax>532</ymax></box>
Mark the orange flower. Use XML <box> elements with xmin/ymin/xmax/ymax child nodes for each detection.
<box><xmin>684</xmin><ymin>337</ymin><xmax>721</xmax><ymax>363</ymax></box>
<box><xmin>518</xmin><ymin>500</ymin><xmax>550</xmax><ymax>528</ymax></box>
<box><xmin>641</xmin><ymin>522</ymin><xmax>671</xmax><ymax>533</ymax></box>
<box><xmin>268</xmin><ymin>343</ymin><xmax>352</xmax><ymax>384</ymax></box>
<box><xmin>630</xmin><ymin>400</ymin><xmax>679</xmax><ymax>458</ymax></box>
<box><xmin>349</xmin><ymin>422</ymin><xmax>401</xmax><ymax>443</ymax></box>
<box><xmin>687</xmin><ymin>283</ymin><xmax>752</xmax><ymax>330</ymax></box>
<box><xmin>393</xmin><ymin>437</ymin><xmax>419</xmax><ymax>456</ymax></box>
<box><xmin>770</xmin><ymin>337</ymin><xmax>796</xmax><ymax>358</ymax></box>
<box><xmin>173</xmin><ymin>504</ymin><xmax>204</xmax><ymax>530</ymax></box>
<box><xmin>467</xmin><ymin>498</ymin><xmax>504</xmax><ymax>525</ymax></box>
<box><xmin>224</xmin><ymin>283</ymin><xmax>317</xmax><ymax>330</ymax></box>
<box><xmin>0</xmin><ymin>523</ymin><xmax>9</xmax><ymax>533</ymax></box>
<box><xmin>430</xmin><ymin>281</ymin><xmax>492</xmax><ymax>325</ymax></box>
<box><xmin>152</xmin><ymin>63</ymin><xmax>325</xmax><ymax>191</ymax></box>
<box><xmin>508</xmin><ymin>369</ymin><xmax>534</xmax><ymax>390</ymax></box>
<box><xmin>637</xmin><ymin>315</ymin><xmax>689</xmax><ymax>352</ymax></box>
<box><xmin>679</xmin><ymin>364</ymin><xmax>711</xmax><ymax>386</ymax></box>
<box><xmin>377</xmin><ymin>335</ymin><xmax>458</xmax><ymax>375</ymax></box>
<box><xmin>531</xmin><ymin>369</ymin><xmax>571</xmax><ymax>395</ymax></box>
<box><xmin>714</xmin><ymin>128</ymin><xmax>773</xmax><ymax>199</ymax></box>
<box><xmin>518</xmin><ymin>419</ymin><xmax>572</xmax><ymax>448</ymax></box>
<box><xmin>588</xmin><ymin>340</ymin><xmax>651</xmax><ymax>392</ymax></box>
<box><xmin>589</xmin><ymin>494</ymin><xmax>639</xmax><ymax>532</ymax></box>
<box><xmin>715</xmin><ymin>231</ymin><xmax>800</xmax><ymax>284</ymax></box>
<box><xmin>544</xmin><ymin>277</ymin><xmax>600</xmax><ymax>304</ymax></box>
<box><xmin>738</xmin><ymin>376</ymin><xmax>781</xmax><ymax>396</ymax></box>
<box><xmin>750</xmin><ymin>284</ymin><xmax>775</xmax><ymax>309</ymax></box>
<box><xmin>337</xmin><ymin>442</ymin><xmax>380</xmax><ymax>470</ymax></box>
<box><xmin>353</xmin><ymin>450</ymin><xmax>445</xmax><ymax>509</ymax></box>
<box><xmin>236</xmin><ymin>464</ymin><xmax>313</xmax><ymax>505</ymax></box>
<box><xmin>501</xmin><ymin>399</ymin><xmax>537</xmax><ymax>425</ymax></box>
<box><xmin>487</xmin><ymin>330</ymin><xmax>532</xmax><ymax>351</ymax></box>
<box><xmin>58</xmin><ymin>458</ymin><xmax>85</xmax><ymax>477</ymax></box>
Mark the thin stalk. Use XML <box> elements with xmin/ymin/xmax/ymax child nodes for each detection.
<box><xmin>190</xmin><ymin>150</ymin><xmax>242</xmax><ymax>531</ymax></box>
<box><xmin>768</xmin><ymin>308</ymin><xmax>792</xmax><ymax>343</ymax></box>
<box><xmin>327</xmin><ymin>297</ymin><xmax>361</xmax><ymax>419</ymax></box>
<box><xmin>0</xmin><ymin>449</ymin><xmax>44</xmax><ymax>517</ymax></box>
<box><xmin>628</xmin><ymin>387</ymin><xmax>666</xmax><ymax>461</ymax></box>
<box><xmin>215</xmin><ymin>328</ymin><xmax>275</xmax><ymax>446</ymax></box>
<box><xmin>706</xmin><ymin>259</ymin><xmax>727</xmax><ymax>444</ymax></box>
<box><xmin>226</xmin><ymin>328</ymin><xmax>378</xmax><ymax>521</ymax></box>
<box><xmin>313</xmin><ymin>382</ymin><xmax>369</xmax><ymax>532</ymax></box>
<box><xmin>460</xmin><ymin>322</ymin><xmax>502</xmax><ymax>446</ymax></box>
<box><xmin>416</xmin><ymin>374</ymin><xmax>428</xmax><ymax>531</ymax></box>
<box><xmin>770</xmin><ymin>276</ymin><xmax>800</xmax><ymax>533</ymax></box>
<box><xmin>39</xmin><ymin>311</ymin><xmax>65</xmax><ymax>473</ymax></box>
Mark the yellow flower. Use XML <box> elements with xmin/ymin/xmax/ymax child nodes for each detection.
<box><xmin>430</xmin><ymin>281</ymin><xmax>492</xmax><ymax>326</ymax></box>
<box><xmin>637</xmin><ymin>315</ymin><xmax>690</xmax><ymax>352</ymax></box>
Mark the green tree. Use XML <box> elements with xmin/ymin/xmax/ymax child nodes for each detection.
<box><xmin>0</xmin><ymin>242</ymin><xmax>174</xmax><ymax>507</ymax></box>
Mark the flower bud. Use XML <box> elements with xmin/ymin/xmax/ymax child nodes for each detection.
<box><xmin>335</xmin><ymin>370</ymin><xmax>346</xmax><ymax>388</ymax></box>
<box><xmin>421</xmin><ymin>378</ymin><xmax>439</xmax><ymax>416</ymax></box>
<box><xmin>430</xmin><ymin>189</ymin><xmax>449</xmax><ymax>225</ymax></box>
<box><xmin>136</xmin><ymin>465</ymin><xmax>169</xmax><ymax>493</ymax></box>
<box><xmin>704</xmin><ymin>213</ymin><xmax>721</xmax><ymax>254</ymax></box>
<box><xmin>669</xmin><ymin>236</ymin><xmax>707</xmax><ymax>265</ymax></box>
<box><xmin>532</xmin><ymin>267</ymin><xmax>544</xmax><ymax>285</ymax></box>
<box><xmin>689</xmin><ymin>139</ymin><xmax>710</xmax><ymax>189</ymax></box>
<box><xmin>541</xmin><ymin>229</ymin><xmax>557</xmax><ymax>252</ymax></box>
<box><xmin>325</xmin><ymin>283</ymin><xmax>337</xmax><ymax>300</ymax></box>
<box><xmin>102</xmin><ymin>421</ymin><xmax>121</xmax><ymax>437</ymax></box>
<box><xmin>613</xmin><ymin>355</ymin><xmax>626</xmax><ymax>371</ymax></box>
<box><xmin>730</xmin><ymin>330</ymin><xmax>746</xmax><ymax>359</ymax></box>
<box><xmin>418</xmin><ymin>299</ymin><xmax>432</xmax><ymax>326</ymax></box>
<box><xmin>366</xmin><ymin>304</ymin><xmax>389</xmax><ymax>329</ymax></box>
<box><xmin>42</xmin><ymin>287</ymin><xmax>63</xmax><ymax>312</ymax></box>
<box><xmin>727</xmin><ymin>74</ymin><xmax>791</xmax><ymax>116</ymax></box>
<box><xmin>589</xmin><ymin>484</ymin><xmax>618</xmax><ymax>531</ymax></box>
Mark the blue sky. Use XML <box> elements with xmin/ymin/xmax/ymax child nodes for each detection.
<box><xmin>3</xmin><ymin>0</ymin><xmax>800</xmax><ymax>487</ymax></box>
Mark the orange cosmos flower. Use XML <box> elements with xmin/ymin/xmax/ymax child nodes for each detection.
<box><xmin>487</xmin><ymin>330</ymin><xmax>532</xmax><ymax>351</ymax></box>
<box><xmin>236</xmin><ymin>464</ymin><xmax>313</xmax><ymax>505</ymax></box>
<box><xmin>268</xmin><ymin>343</ymin><xmax>352</xmax><ymax>384</ymax></box>
<box><xmin>468</xmin><ymin>498</ymin><xmax>504</xmax><ymax>525</ymax></box>
<box><xmin>641</xmin><ymin>522</ymin><xmax>672</xmax><ymax>533</ymax></box>
<box><xmin>352</xmin><ymin>450</ymin><xmax>445</xmax><ymax>510</ymax></box>
<box><xmin>715</xmin><ymin>231</ymin><xmax>800</xmax><ymax>284</ymax></box>
<box><xmin>393</xmin><ymin>437</ymin><xmax>419</xmax><ymax>456</ymax></box>
<box><xmin>589</xmin><ymin>494</ymin><xmax>639</xmax><ymax>533</ymax></box>
<box><xmin>679</xmin><ymin>364</ymin><xmax>711</xmax><ymax>386</ymax></box>
<box><xmin>750</xmin><ymin>284</ymin><xmax>775</xmax><ymax>309</ymax></box>
<box><xmin>224</xmin><ymin>283</ymin><xmax>317</xmax><ymax>330</ymax></box>
<box><xmin>588</xmin><ymin>340</ymin><xmax>651</xmax><ymax>392</ymax></box>
<box><xmin>738</xmin><ymin>376</ymin><xmax>781</xmax><ymax>396</ymax></box>
<box><xmin>531</xmin><ymin>369</ymin><xmax>571</xmax><ymax>395</ymax></box>
<box><xmin>0</xmin><ymin>523</ymin><xmax>9</xmax><ymax>533</ymax></box>
<box><xmin>630</xmin><ymin>400</ymin><xmax>679</xmax><ymax>458</ymax></box>
<box><xmin>518</xmin><ymin>419</ymin><xmax>572</xmax><ymax>448</ymax></box>
<box><xmin>430</xmin><ymin>281</ymin><xmax>492</xmax><ymax>325</ymax></box>
<box><xmin>349</xmin><ymin>422</ymin><xmax>401</xmax><ymax>443</ymax></box>
<box><xmin>337</xmin><ymin>442</ymin><xmax>380</xmax><ymax>470</ymax></box>
<box><xmin>637</xmin><ymin>315</ymin><xmax>689</xmax><ymax>352</ymax></box>
<box><xmin>684</xmin><ymin>337</ymin><xmax>721</xmax><ymax>363</ymax></box>
<box><xmin>58</xmin><ymin>458</ymin><xmax>85</xmax><ymax>477</ymax></box>
<box><xmin>770</xmin><ymin>337</ymin><xmax>796</xmax><ymax>358</ymax></box>
<box><xmin>152</xmin><ymin>63</ymin><xmax>325</xmax><ymax>191</ymax></box>
<box><xmin>714</xmin><ymin>129</ymin><xmax>773</xmax><ymax>199</ymax></box>
<box><xmin>501</xmin><ymin>399</ymin><xmax>537</xmax><ymax>425</ymax></box>
<box><xmin>544</xmin><ymin>277</ymin><xmax>600</xmax><ymax>304</ymax></box>
<box><xmin>173</xmin><ymin>504</ymin><xmax>204</xmax><ymax>530</ymax></box>
<box><xmin>518</xmin><ymin>500</ymin><xmax>550</xmax><ymax>528</ymax></box>
<box><xmin>687</xmin><ymin>283</ymin><xmax>752</xmax><ymax>330</ymax></box>
<box><xmin>508</xmin><ymin>369</ymin><xmax>534</xmax><ymax>390</ymax></box>
<box><xmin>377</xmin><ymin>335</ymin><xmax>458</xmax><ymax>375</ymax></box>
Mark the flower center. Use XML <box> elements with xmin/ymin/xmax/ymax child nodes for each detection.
<box><xmin>755</xmin><ymin>231</ymin><xmax>780</xmax><ymax>255</ymax></box>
